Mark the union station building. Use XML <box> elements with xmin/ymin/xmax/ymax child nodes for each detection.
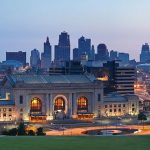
<box><xmin>0</xmin><ymin>74</ymin><xmax>140</xmax><ymax>122</ymax></box>
<box><xmin>0</xmin><ymin>75</ymin><xmax>103</xmax><ymax>122</ymax></box>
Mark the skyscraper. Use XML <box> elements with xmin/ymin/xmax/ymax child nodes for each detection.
<box><xmin>73</xmin><ymin>36</ymin><xmax>95</xmax><ymax>61</ymax></box>
<box><xmin>54</xmin><ymin>32</ymin><xmax>70</xmax><ymax>62</ymax></box>
<box><xmin>110</xmin><ymin>50</ymin><xmax>118</xmax><ymax>60</ymax></box>
<box><xmin>118</xmin><ymin>52</ymin><xmax>129</xmax><ymax>64</ymax></box>
<box><xmin>95</xmin><ymin>44</ymin><xmax>109</xmax><ymax>61</ymax></box>
<box><xmin>30</xmin><ymin>49</ymin><xmax>40</xmax><ymax>68</ymax></box>
<box><xmin>6</xmin><ymin>51</ymin><xmax>26</xmax><ymax>65</ymax></box>
<box><xmin>140</xmin><ymin>43</ymin><xmax>150</xmax><ymax>63</ymax></box>
<box><xmin>41</xmin><ymin>37</ymin><xmax>52</xmax><ymax>69</ymax></box>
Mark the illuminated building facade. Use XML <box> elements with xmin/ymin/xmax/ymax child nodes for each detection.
<box><xmin>101</xmin><ymin>93</ymin><xmax>139</xmax><ymax>117</ymax></box>
<box><xmin>0</xmin><ymin>75</ymin><xmax>102</xmax><ymax>122</ymax></box>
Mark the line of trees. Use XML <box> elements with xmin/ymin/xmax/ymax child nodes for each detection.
<box><xmin>2</xmin><ymin>122</ymin><xmax>45</xmax><ymax>136</ymax></box>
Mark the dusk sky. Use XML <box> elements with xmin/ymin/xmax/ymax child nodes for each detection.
<box><xmin>1</xmin><ymin>0</ymin><xmax>150</xmax><ymax>62</ymax></box>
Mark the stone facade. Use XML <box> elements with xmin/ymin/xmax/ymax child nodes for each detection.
<box><xmin>0</xmin><ymin>75</ymin><xmax>103</xmax><ymax>122</ymax></box>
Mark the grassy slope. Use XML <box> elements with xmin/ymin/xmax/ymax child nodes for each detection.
<box><xmin>0</xmin><ymin>136</ymin><xmax>150</xmax><ymax>150</ymax></box>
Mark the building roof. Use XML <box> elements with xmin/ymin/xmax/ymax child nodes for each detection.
<box><xmin>144</xmin><ymin>100</ymin><xmax>150</xmax><ymax>102</ymax></box>
<box><xmin>0</xmin><ymin>100</ymin><xmax>15</xmax><ymax>106</ymax></box>
<box><xmin>104</xmin><ymin>93</ymin><xmax>128</xmax><ymax>102</ymax></box>
<box><xmin>6</xmin><ymin>74</ymin><xmax>97</xmax><ymax>85</ymax></box>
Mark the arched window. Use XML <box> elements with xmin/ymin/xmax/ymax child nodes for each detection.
<box><xmin>54</xmin><ymin>97</ymin><xmax>65</xmax><ymax>111</ymax></box>
<box><xmin>31</xmin><ymin>97</ymin><xmax>42</xmax><ymax>113</ymax></box>
<box><xmin>77</xmin><ymin>96</ymin><xmax>88</xmax><ymax>112</ymax></box>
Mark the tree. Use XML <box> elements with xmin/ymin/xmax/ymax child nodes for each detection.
<box><xmin>138</xmin><ymin>112</ymin><xmax>147</xmax><ymax>129</ymax></box>
<box><xmin>18</xmin><ymin>122</ymin><xmax>26</xmax><ymax>135</ymax></box>
<box><xmin>28</xmin><ymin>130</ymin><xmax>35</xmax><ymax>136</ymax></box>
<box><xmin>36</xmin><ymin>127</ymin><xmax>45</xmax><ymax>136</ymax></box>
<box><xmin>8</xmin><ymin>128</ymin><xmax>18</xmax><ymax>136</ymax></box>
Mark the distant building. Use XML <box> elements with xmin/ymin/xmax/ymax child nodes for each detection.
<box><xmin>118</xmin><ymin>52</ymin><xmax>129</xmax><ymax>64</ymax></box>
<box><xmin>140</xmin><ymin>43</ymin><xmax>150</xmax><ymax>63</ymax></box>
<box><xmin>95</xmin><ymin>44</ymin><xmax>109</xmax><ymax>61</ymax></box>
<box><xmin>73</xmin><ymin>36</ymin><xmax>95</xmax><ymax>61</ymax></box>
<box><xmin>41</xmin><ymin>37</ymin><xmax>52</xmax><ymax>69</ymax></box>
<box><xmin>30</xmin><ymin>49</ymin><xmax>40</xmax><ymax>68</ymax></box>
<box><xmin>49</xmin><ymin>61</ymin><xmax>84</xmax><ymax>75</ymax></box>
<box><xmin>110</xmin><ymin>50</ymin><xmax>118</xmax><ymax>61</ymax></box>
<box><xmin>54</xmin><ymin>32</ymin><xmax>70</xmax><ymax>62</ymax></box>
<box><xmin>6</xmin><ymin>51</ymin><xmax>26</xmax><ymax>65</ymax></box>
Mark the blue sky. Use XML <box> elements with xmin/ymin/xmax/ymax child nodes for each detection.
<box><xmin>0</xmin><ymin>0</ymin><xmax>150</xmax><ymax>61</ymax></box>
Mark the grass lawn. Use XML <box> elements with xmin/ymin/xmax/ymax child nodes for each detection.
<box><xmin>0</xmin><ymin>136</ymin><xmax>150</xmax><ymax>150</ymax></box>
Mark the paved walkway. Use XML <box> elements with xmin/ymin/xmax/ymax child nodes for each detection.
<box><xmin>46</xmin><ymin>125</ymin><xmax>150</xmax><ymax>136</ymax></box>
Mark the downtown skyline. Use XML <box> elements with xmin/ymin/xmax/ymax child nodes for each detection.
<box><xmin>1</xmin><ymin>0</ymin><xmax>150</xmax><ymax>61</ymax></box>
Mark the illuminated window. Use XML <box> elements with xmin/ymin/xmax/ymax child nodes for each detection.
<box><xmin>31</xmin><ymin>97</ymin><xmax>42</xmax><ymax>112</ymax></box>
<box><xmin>77</xmin><ymin>96</ymin><xmax>88</xmax><ymax>112</ymax></box>
<box><xmin>54</xmin><ymin>97</ymin><xmax>65</xmax><ymax>111</ymax></box>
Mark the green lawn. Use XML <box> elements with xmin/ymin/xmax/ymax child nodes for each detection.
<box><xmin>0</xmin><ymin>136</ymin><xmax>150</xmax><ymax>150</ymax></box>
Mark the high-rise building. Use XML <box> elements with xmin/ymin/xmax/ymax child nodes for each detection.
<box><xmin>6</xmin><ymin>51</ymin><xmax>26</xmax><ymax>65</ymax></box>
<box><xmin>103</xmin><ymin>61</ymin><xmax>135</xmax><ymax>95</ymax></box>
<box><xmin>73</xmin><ymin>48</ymin><xmax>80</xmax><ymax>61</ymax></box>
<box><xmin>110</xmin><ymin>50</ymin><xmax>118</xmax><ymax>61</ymax></box>
<box><xmin>41</xmin><ymin>37</ymin><xmax>52</xmax><ymax>69</ymax></box>
<box><xmin>73</xmin><ymin>36</ymin><xmax>95</xmax><ymax>61</ymax></box>
<box><xmin>30</xmin><ymin>49</ymin><xmax>40</xmax><ymax>68</ymax></box>
<box><xmin>95</xmin><ymin>44</ymin><xmax>109</xmax><ymax>61</ymax></box>
<box><xmin>114</xmin><ymin>67</ymin><xmax>135</xmax><ymax>95</ymax></box>
<box><xmin>54</xmin><ymin>32</ymin><xmax>70</xmax><ymax>62</ymax></box>
<box><xmin>118</xmin><ymin>52</ymin><xmax>129</xmax><ymax>64</ymax></box>
<box><xmin>140</xmin><ymin>43</ymin><xmax>150</xmax><ymax>63</ymax></box>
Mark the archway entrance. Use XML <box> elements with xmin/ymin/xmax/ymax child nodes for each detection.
<box><xmin>77</xmin><ymin>96</ymin><xmax>94</xmax><ymax>119</ymax></box>
<box><xmin>54</xmin><ymin>97</ymin><xmax>66</xmax><ymax>119</ymax></box>
<box><xmin>77</xmin><ymin>96</ymin><xmax>88</xmax><ymax>112</ymax></box>
<box><xmin>30</xmin><ymin>97</ymin><xmax>46</xmax><ymax>122</ymax></box>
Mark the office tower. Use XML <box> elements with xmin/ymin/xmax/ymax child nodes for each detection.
<box><xmin>95</xmin><ymin>44</ymin><xmax>109</xmax><ymax>61</ymax></box>
<box><xmin>110</xmin><ymin>50</ymin><xmax>118</xmax><ymax>60</ymax></box>
<box><xmin>140</xmin><ymin>43</ymin><xmax>150</xmax><ymax>63</ymax></box>
<box><xmin>118</xmin><ymin>52</ymin><xmax>129</xmax><ymax>64</ymax></box>
<box><xmin>73</xmin><ymin>48</ymin><xmax>80</xmax><ymax>61</ymax></box>
<box><xmin>73</xmin><ymin>36</ymin><xmax>95</xmax><ymax>61</ymax></box>
<box><xmin>6</xmin><ymin>51</ymin><xmax>26</xmax><ymax>65</ymax></box>
<box><xmin>103</xmin><ymin>61</ymin><xmax>135</xmax><ymax>95</ymax></box>
<box><xmin>30</xmin><ymin>49</ymin><xmax>41</xmax><ymax>68</ymax></box>
<box><xmin>114</xmin><ymin>67</ymin><xmax>135</xmax><ymax>95</ymax></box>
<box><xmin>41</xmin><ymin>37</ymin><xmax>52</xmax><ymax>69</ymax></box>
<box><xmin>54</xmin><ymin>31</ymin><xmax>70</xmax><ymax>62</ymax></box>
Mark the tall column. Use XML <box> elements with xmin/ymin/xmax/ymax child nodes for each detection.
<box><xmin>25</xmin><ymin>95</ymin><xmax>30</xmax><ymax>121</ymax></box>
<box><xmin>68</xmin><ymin>93</ymin><xmax>73</xmax><ymax>117</ymax></box>
<box><xmin>72</xmin><ymin>93</ymin><xmax>77</xmax><ymax>118</ymax></box>
<box><xmin>49</xmin><ymin>93</ymin><xmax>53</xmax><ymax>120</ymax></box>
<box><xmin>46</xmin><ymin>94</ymin><xmax>49</xmax><ymax>116</ymax></box>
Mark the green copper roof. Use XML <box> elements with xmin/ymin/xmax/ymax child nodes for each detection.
<box><xmin>8</xmin><ymin>74</ymin><xmax>96</xmax><ymax>84</ymax></box>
